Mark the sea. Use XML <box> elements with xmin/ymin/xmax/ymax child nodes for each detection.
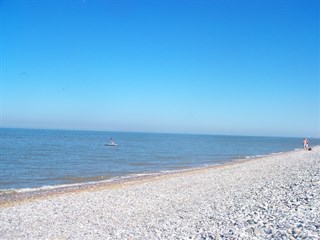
<box><xmin>1</xmin><ymin>128</ymin><xmax>319</xmax><ymax>192</ymax></box>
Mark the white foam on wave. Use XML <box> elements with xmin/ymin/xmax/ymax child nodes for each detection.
<box><xmin>0</xmin><ymin>149</ymin><xmax>302</xmax><ymax>195</ymax></box>
<box><xmin>0</xmin><ymin>165</ymin><xmax>220</xmax><ymax>194</ymax></box>
<box><xmin>0</xmin><ymin>182</ymin><xmax>86</xmax><ymax>194</ymax></box>
<box><xmin>245</xmin><ymin>154</ymin><xmax>267</xmax><ymax>159</ymax></box>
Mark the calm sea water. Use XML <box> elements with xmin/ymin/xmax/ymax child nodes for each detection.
<box><xmin>1</xmin><ymin>128</ymin><xmax>319</xmax><ymax>191</ymax></box>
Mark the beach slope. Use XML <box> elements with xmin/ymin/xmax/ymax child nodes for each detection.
<box><xmin>1</xmin><ymin>147</ymin><xmax>319</xmax><ymax>239</ymax></box>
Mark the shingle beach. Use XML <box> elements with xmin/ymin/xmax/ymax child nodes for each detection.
<box><xmin>1</xmin><ymin>146</ymin><xmax>319</xmax><ymax>240</ymax></box>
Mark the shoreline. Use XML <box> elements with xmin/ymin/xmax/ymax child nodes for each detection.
<box><xmin>1</xmin><ymin>146</ymin><xmax>319</xmax><ymax>239</ymax></box>
<box><xmin>0</xmin><ymin>146</ymin><xmax>317</xmax><ymax>206</ymax></box>
<box><xmin>0</xmin><ymin>159</ymin><xmax>242</xmax><ymax>208</ymax></box>
<box><xmin>0</xmin><ymin>152</ymin><xmax>273</xmax><ymax>194</ymax></box>
<box><xmin>0</xmin><ymin>148</ymin><xmax>303</xmax><ymax>207</ymax></box>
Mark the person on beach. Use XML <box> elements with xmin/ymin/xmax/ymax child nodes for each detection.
<box><xmin>303</xmin><ymin>138</ymin><xmax>309</xmax><ymax>150</ymax></box>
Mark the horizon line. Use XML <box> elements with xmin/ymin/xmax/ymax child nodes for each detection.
<box><xmin>1</xmin><ymin>126</ymin><xmax>317</xmax><ymax>139</ymax></box>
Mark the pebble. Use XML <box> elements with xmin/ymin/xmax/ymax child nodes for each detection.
<box><xmin>0</xmin><ymin>147</ymin><xmax>319</xmax><ymax>239</ymax></box>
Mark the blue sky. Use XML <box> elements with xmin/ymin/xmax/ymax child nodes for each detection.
<box><xmin>1</xmin><ymin>0</ymin><xmax>319</xmax><ymax>137</ymax></box>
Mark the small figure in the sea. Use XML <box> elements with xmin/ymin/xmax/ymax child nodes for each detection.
<box><xmin>105</xmin><ymin>137</ymin><xmax>117</xmax><ymax>146</ymax></box>
<box><xmin>303</xmin><ymin>138</ymin><xmax>309</xmax><ymax>150</ymax></box>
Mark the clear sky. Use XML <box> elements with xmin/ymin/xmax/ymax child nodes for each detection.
<box><xmin>1</xmin><ymin>0</ymin><xmax>319</xmax><ymax>137</ymax></box>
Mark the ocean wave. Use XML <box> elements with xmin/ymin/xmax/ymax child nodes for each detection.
<box><xmin>0</xmin><ymin>148</ymin><xmax>309</xmax><ymax>195</ymax></box>
<box><xmin>0</xmin><ymin>166</ymin><xmax>216</xmax><ymax>194</ymax></box>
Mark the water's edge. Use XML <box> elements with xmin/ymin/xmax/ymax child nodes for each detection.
<box><xmin>1</xmin><ymin>147</ymin><xmax>313</xmax><ymax>206</ymax></box>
